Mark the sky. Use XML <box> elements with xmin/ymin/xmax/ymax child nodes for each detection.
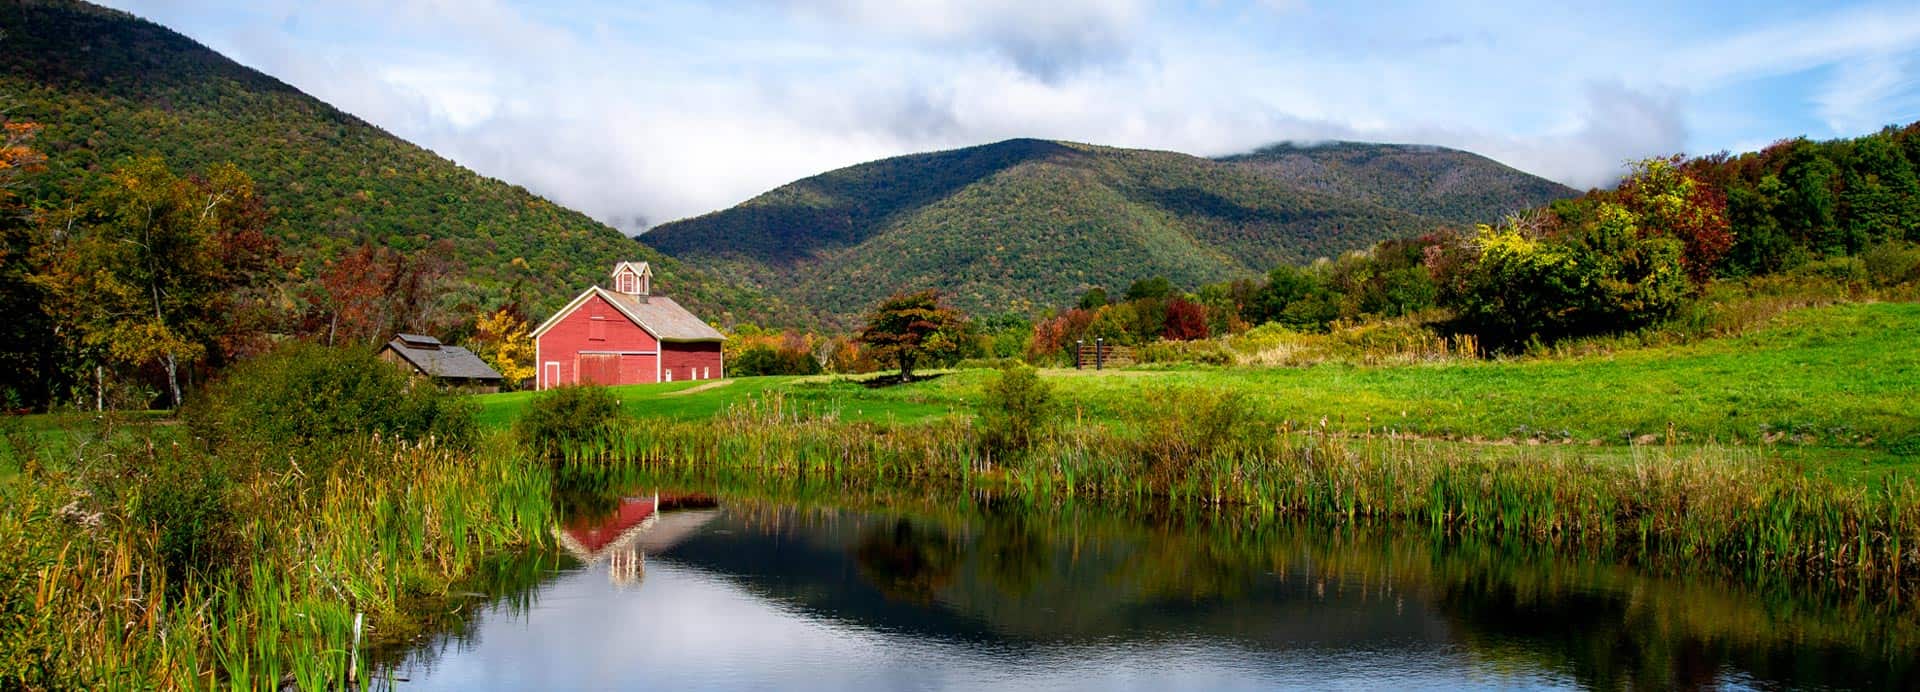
<box><xmin>102</xmin><ymin>0</ymin><xmax>1920</xmax><ymax>234</ymax></box>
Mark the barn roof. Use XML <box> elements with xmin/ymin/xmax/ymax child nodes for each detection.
<box><xmin>598</xmin><ymin>290</ymin><xmax>726</xmax><ymax>342</ymax></box>
<box><xmin>531</xmin><ymin>287</ymin><xmax>726</xmax><ymax>343</ymax></box>
<box><xmin>383</xmin><ymin>337</ymin><xmax>504</xmax><ymax>381</ymax></box>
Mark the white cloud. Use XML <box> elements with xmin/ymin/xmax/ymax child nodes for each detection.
<box><xmin>777</xmin><ymin>0</ymin><xmax>1148</xmax><ymax>81</ymax></box>
<box><xmin>1815</xmin><ymin>53</ymin><xmax>1920</xmax><ymax>135</ymax></box>
<box><xmin>94</xmin><ymin>0</ymin><xmax>1920</xmax><ymax>232</ymax></box>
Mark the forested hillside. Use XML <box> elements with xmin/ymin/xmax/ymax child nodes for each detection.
<box><xmin>643</xmin><ymin>138</ymin><xmax>1574</xmax><ymax>323</ymax></box>
<box><xmin>1218</xmin><ymin>142</ymin><xmax>1578</xmax><ymax>223</ymax></box>
<box><xmin>0</xmin><ymin>0</ymin><xmax>772</xmax><ymax>321</ymax></box>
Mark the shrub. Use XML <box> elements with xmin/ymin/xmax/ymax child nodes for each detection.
<box><xmin>729</xmin><ymin>343</ymin><xmax>824</xmax><ymax>377</ymax></box>
<box><xmin>134</xmin><ymin>447</ymin><xmax>244</xmax><ymax>589</ymax></box>
<box><xmin>185</xmin><ymin>342</ymin><xmax>477</xmax><ymax>457</ymax></box>
<box><xmin>1791</xmin><ymin>256</ymin><xmax>1869</xmax><ymax>287</ymax></box>
<box><xmin>1137</xmin><ymin>340</ymin><xmax>1232</xmax><ymax>366</ymax></box>
<box><xmin>953</xmin><ymin>357</ymin><xmax>1025</xmax><ymax>370</ymax></box>
<box><xmin>517</xmin><ymin>384</ymin><xmax>624</xmax><ymax>457</ymax></box>
<box><xmin>1862</xmin><ymin>241</ymin><xmax>1920</xmax><ymax>288</ymax></box>
<box><xmin>1136</xmin><ymin>388</ymin><xmax>1261</xmax><ymax>485</ymax></box>
<box><xmin>975</xmin><ymin>365</ymin><xmax>1054</xmax><ymax>461</ymax></box>
<box><xmin>1451</xmin><ymin>208</ymin><xmax>1690</xmax><ymax>347</ymax></box>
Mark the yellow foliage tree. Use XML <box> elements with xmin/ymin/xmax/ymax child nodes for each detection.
<box><xmin>473</xmin><ymin>307</ymin><xmax>536</xmax><ymax>389</ymax></box>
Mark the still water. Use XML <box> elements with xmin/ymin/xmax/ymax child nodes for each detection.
<box><xmin>383</xmin><ymin>487</ymin><xmax>1916</xmax><ymax>690</ymax></box>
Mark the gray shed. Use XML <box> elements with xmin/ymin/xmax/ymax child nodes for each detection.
<box><xmin>379</xmin><ymin>334</ymin><xmax>505</xmax><ymax>392</ymax></box>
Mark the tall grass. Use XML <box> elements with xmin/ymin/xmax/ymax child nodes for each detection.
<box><xmin>0</xmin><ymin>431</ymin><xmax>553</xmax><ymax>689</ymax></box>
<box><xmin>552</xmin><ymin>391</ymin><xmax>1920</xmax><ymax>588</ymax></box>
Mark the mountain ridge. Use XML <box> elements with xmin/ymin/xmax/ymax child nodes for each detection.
<box><xmin>642</xmin><ymin>137</ymin><xmax>1576</xmax><ymax>322</ymax></box>
<box><xmin>0</xmin><ymin>0</ymin><xmax>779</xmax><ymax>323</ymax></box>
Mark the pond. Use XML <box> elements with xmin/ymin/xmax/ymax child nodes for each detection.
<box><xmin>380</xmin><ymin>483</ymin><xmax>1917</xmax><ymax>690</ymax></box>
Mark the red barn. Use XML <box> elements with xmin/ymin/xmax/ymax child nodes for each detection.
<box><xmin>531</xmin><ymin>261</ymin><xmax>725</xmax><ymax>390</ymax></box>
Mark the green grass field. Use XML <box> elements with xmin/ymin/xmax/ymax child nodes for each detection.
<box><xmin>10</xmin><ymin>302</ymin><xmax>1914</xmax><ymax>483</ymax></box>
<box><xmin>474</xmin><ymin>302</ymin><xmax>1920</xmax><ymax>481</ymax></box>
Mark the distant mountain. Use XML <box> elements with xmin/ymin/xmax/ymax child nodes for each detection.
<box><xmin>0</xmin><ymin>0</ymin><xmax>776</xmax><ymax>322</ymax></box>
<box><xmin>1217</xmin><ymin>141</ymin><xmax>1579</xmax><ymax>224</ymax></box>
<box><xmin>642</xmin><ymin>138</ymin><xmax>1575</xmax><ymax>322</ymax></box>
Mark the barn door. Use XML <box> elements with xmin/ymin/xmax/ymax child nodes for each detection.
<box><xmin>577</xmin><ymin>354</ymin><xmax>621</xmax><ymax>386</ymax></box>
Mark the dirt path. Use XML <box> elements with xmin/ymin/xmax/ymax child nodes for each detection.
<box><xmin>665</xmin><ymin>379</ymin><xmax>736</xmax><ymax>396</ymax></box>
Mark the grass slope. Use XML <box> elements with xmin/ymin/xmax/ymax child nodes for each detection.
<box><xmin>0</xmin><ymin>0</ymin><xmax>775</xmax><ymax>320</ymax></box>
<box><xmin>1218</xmin><ymin>141</ymin><xmax>1580</xmax><ymax>224</ymax></box>
<box><xmin>642</xmin><ymin>138</ymin><xmax>1574</xmax><ymax>323</ymax></box>
<box><xmin>477</xmin><ymin>302</ymin><xmax>1920</xmax><ymax>480</ymax></box>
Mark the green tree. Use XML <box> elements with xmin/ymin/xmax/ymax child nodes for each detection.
<box><xmin>1723</xmin><ymin>176</ymin><xmax>1793</xmax><ymax>275</ymax></box>
<box><xmin>0</xmin><ymin>117</ymin><xmax>63</xmax><ymax>409</ymax></box>
<box><xmin>856</xmin><ymin>289</ymin><xmax>968</xmax><ymax>382</ymax></box>
<box><xmin>1840</xmin><ymin>134</ymin><xmax>1920</xmax><ymax>246</ymax></box>
<box><xmin>1453</xmin><ymin>206</ymin><xmax>1689</xmax><ymax>345</ymax></box>
<box><xmin>1779</xmin><ymin>143</ymin><xmax>1843</xmax><ymax>254</ymax></box>
<box><xmin>35</xmin><ymin>157</ymin><xmax>282</xmax><ymax>408</ymax></box>
<box><xmin>1076</xmin><ymin>286</ymin><xmax>1109</xmax><ymax>310</ymax></box>
<box><xmin>1124</xmin><ymin>276</ymin><xmax>1174</xmax><ymax>301</ymax></box>
<box><xmin>1248</xmin><ymin>264</ymin><xmax>1338</xmax><ymax>331</ymax></box>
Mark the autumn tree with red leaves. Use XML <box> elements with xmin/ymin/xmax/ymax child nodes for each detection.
<box><xmin>302</xmin><ymin>241</ymin><xmax>465</xmax><ymax>346</ymax></box>
<box><xmin>856</xmin><ymin>289</ymin><xmax>968</xmax><ymax>382</ymax></box>
<box><xmin>1161</xmin><ymin>297</ymin><xmax>1210</xmax><ymax>341</ymax></box>
<box><xmin>1616</xmin><ymin>156</ymin><xmax>1735</xmax><ymax>282</ymax></box>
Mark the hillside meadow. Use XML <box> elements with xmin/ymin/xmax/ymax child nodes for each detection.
<box><xmin>4</xmin><ymin>300</ymin><xmax>1916</xmax><ymax>687</ymax></box>
<box><xmin>475</xmin><ymin>301</ymin><xmax>1920</xmax><ymax>484</ymax></box>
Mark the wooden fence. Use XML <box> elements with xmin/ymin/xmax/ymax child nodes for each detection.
<box><xmin>1074</xmin><ymin>343</ymin><xmax>1135</xmax><ymax>369</ymax></box>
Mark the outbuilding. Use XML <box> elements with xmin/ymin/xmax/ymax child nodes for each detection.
<box><xmin>530</xmin><ymin>261</ymin><xmax>726</xmax><ymax>390</ymax></box>
<box><xmin>378</xmin><ymin>333</ymin><xmax>506</xmax><ymax>392</ymax></box>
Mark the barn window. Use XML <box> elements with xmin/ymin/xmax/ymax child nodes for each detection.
<box><xmin>616</xmin><ymin>272</ymin><xmax>635</xmax><ymax>294</ymax></box>
<box><xmin>589</xmin><ymin>316</ymin><xmax>605</xmax><ymax>340</ymax></box>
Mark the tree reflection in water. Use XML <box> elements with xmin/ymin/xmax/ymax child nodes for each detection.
<box><xmin>854</xmin><ymin>519</ymin><xmax>962</xmax><ymax>605</ymax></box>
<box><xmin>386</xmin><ymin>477</ymin><xmax>1920</xmax><ymax>690</ymax></box>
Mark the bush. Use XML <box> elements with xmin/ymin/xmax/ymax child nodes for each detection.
<box><xmin>729</xmin><ymin>343</ymin><xmax>823</xmax><ymax>377</ymax></box>
<box><xmin>975</xmin><ymin>365</ymin><xmax>1054</xmax><ymax>461</ymax></box>
<box><xmin>1137</xmin><ymin>340</ymin><xmax>1232</xmax><ymax>366</ymax></box>
<box><xmin>952</xmin><ymin>357</ymin><xmax>1024</xmax><ymax>370</ymax></box>
<box><xmin>1451</xmin><ymin>208</ymin><xmax>1690</xmax><ymax>347</ymax></box>
<box><xmin>185</xmin><ymin>342</ymin><xmax>477</xmax><ymax>457</ymax></box>
<box><xmin>1791</xmin><ymin>256</ymin><xmax>1869</xmax><ymax>287</ymax></box>
<box><xmin>134</xmin><ymin>448</ymin><xmax>244</xmax><ymax>589</ymax></box>
<box><xmin>1862</xmin><ymin>242</ymin><xmax>1920</xmax><ymax>288</ymax></box>
<box><xmin>517</xmin><ymin>384</ymin><xmax>624</xmax><ymax>457</ymax></box>
<box><xmin>1136</xmin><ymin>388</ymin><xmax>1261</xmax><ymax>485</ymax></box>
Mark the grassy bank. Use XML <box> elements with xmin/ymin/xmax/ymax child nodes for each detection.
<box><xmin>479</xmin><ymin>301</ymin><xmax>1920</xmax><ymax>482</ymax></box>
<box><xmin>0</xmin><ymin>345</ymin><xmax>562</xmax><ymax>689</ymax></box>
<box><xmin>0</xmin><ymin>433</ymin><xmax>553</xmax><ymax>688</ymax></box>
<box><xmin>536</xmin><ymin>378</ymin><xmax>1919</xmax><ymax>591</ymax></box>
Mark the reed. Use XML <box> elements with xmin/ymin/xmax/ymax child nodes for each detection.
<box><xmin>553</xmin><ymin>392</ymin><xmax>1920</xmax><ymax>587</ymax></box>
<box><xmin>0</xmin><ymin>431</ymin><xmax>555</xmax><ymax>689</ymax></box>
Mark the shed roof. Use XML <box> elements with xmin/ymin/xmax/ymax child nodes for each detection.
<box><xmin>396</xmin><ymin>333</ymin><xmax>442</xmax><ymax>349</ymax></box>
<box><xmin>383</xmin><ymin>337</ymin><xmax>504</xmax><ymax>381</ymax></box>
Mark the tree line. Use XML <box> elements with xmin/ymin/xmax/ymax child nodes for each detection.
<box><xmin>0</xmin><ymin>118</ymin><xmax>537</xmax><ymax>410</ymax></box>
<box><xmin>803</xmin><ymin>121</ymin><xmax>1920</xmax><ymax>374</ymax></box>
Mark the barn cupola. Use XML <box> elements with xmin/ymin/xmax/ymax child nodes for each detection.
<box><xmin>610</xmin><ymin>261</ymin><xmax>653</xmax><ymax>298</ymax></box>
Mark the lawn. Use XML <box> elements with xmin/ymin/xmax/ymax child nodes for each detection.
<box><xmin>474</xmin><ymin>374</ymin><xmax>965</xmax><ymax>429</ymax></box>
<box><xmin>473</xmin><ymin>301</ymin><xmax>1920</xmax><ymax>482</ymax></box>
<box><xmin>13</xmin><ymin>302</ymin><xmax>1908</xmax><ymax>481</ymax></box>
